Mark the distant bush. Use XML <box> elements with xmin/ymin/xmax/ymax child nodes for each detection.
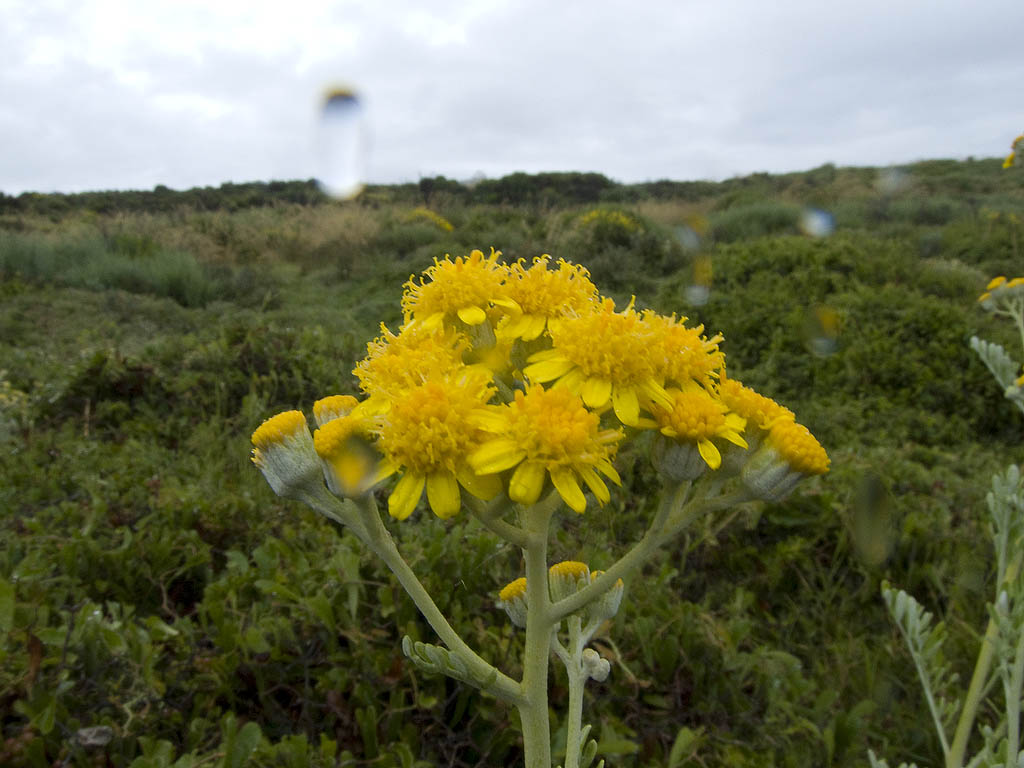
<box><xmin>709</xmin><ymin>201</ymin><xmax>802</xmax><ymax>242</ymax></box>
<box><xmin>0</xmin><ymin>233</ymin><xmax>271</xmax><ymax>307</ymax></box>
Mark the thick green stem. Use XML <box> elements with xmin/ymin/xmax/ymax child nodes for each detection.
<box><xmin>356</xmin><ymin>495</ymin><xmax>524</xmax><ymax>705</ymax></box>
<box><xmin>947</xmin><ymin>554</ymin><xmax>1023</xmax><ymax>768</ymax></box>
<box><xmin>519</xmin><ymin>499</ymin><xmax>556</xmax><ymax>768</ymax></box>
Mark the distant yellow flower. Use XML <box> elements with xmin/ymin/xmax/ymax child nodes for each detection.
<box><xmin>469</xmin><ymin>385</ymin><xmax>622</xmax><ymax>513</ymax></box>
<box><xmin>498</xmin><ymin>256</ymin><xmax>600</xmax><ymax>341</ymax></box>
<box><xmin>401</xmin><ymin>248</ymin><xmax>513</xmax><ymax>328</ymax></box>
<box><xmin>376</xmin><ymin>372</ymin><xmax>501</xmax><ymax>520</ymax></box>
<box><xmin>406</xmin><ymin>206</ymin><xmax>454</xmax><ymax>232</ymax></box>
<box><xmin>651</xmin><ymin>386</ymin><xmax>747</xmax><ymax>470</ymax></box>
<box><xmin>523</xmin><ymin>298</ymin><xmax>671</xmax><ymax>426</ymax></box>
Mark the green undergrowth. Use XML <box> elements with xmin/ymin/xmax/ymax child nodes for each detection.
<box><xmin>2</xmin><ymin>160</ymin><xmax>1023</xmax><ymax>767</ymax></box>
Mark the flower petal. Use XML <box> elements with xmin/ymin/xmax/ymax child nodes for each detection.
<box><xmin>389</xmin><ymin>471</ymin><xmax>425</xmax><ymax>520</ymax></box>
<box><xmin>457</xmin><ymin>305</ymin><xmax>488</xmax><ymax>326</ymax></box>
<box><xmin>523</xmin><ymin>357</ymin><xmax>575</xmax><ymax>383</ymax></box>
<box><xmin>578</xmin><ymin>465</ymin><xmax>610</xmax><ymax>504</ymax></box>
<box><xmin>457</xmin><ymin>467</ymin><xmax>503</xmax><ymax>500</ymax></box>
<box><xmin>612</xmin><ymin>385</ymin><xmax>640</xmax><ymax>426</ymax></box>
<box><xmin>522</xmin><ymin>314</ymin><xmax>548</xmax><ymax>341</ymax></box>
<box><xmin>509</xmin><ymin>461</ymin><xmax>547</xmax><ymax>506</ymax></box>
<box><xmin>697</xmin><ymin>439</ymin><xmax>722</xmax><ymax>470</ymax></box>
<box><xmin>580</xmin><ymin>377</ymin><xmax>612</xmax><ymax>409</ymax></box>
<box><xmin>550</xmin><ymin>467</ymin><xmax>587</xmax><ymax>513</ymax></box>
<box><xmin>427</xmin><ymin>471</ymin><xmax>461</xmax><ymax>519</ymax></box>
<box><xmin>470</xmin><ymin>439</ymin><xmax>528</xmax><ymax>475</ymax></box>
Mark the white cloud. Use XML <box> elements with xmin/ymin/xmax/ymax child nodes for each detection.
<box><xmin>2</xmin><ymin>0</ymin><xmax>1023</xmax><ymax>193</ymax></box>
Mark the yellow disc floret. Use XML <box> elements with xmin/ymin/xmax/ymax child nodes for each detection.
<box><xmin>643</xmin><ymin>311</ymin><xmax>725</xmax><ymax>387</ymax></box>
<box><xmin>766</xmin><ymin>419</ymin><xmax>830</xmax><ymax>476</ymax></box>
<box><xmin>652</xmin><ymin>386</ymin><xmax>747</xmax><ymax>470</ymax></box>
<box><xmin>524</xmin><ymin>298</ymin><xmax>671</xmax><ymax>426</ymax></box>
<box><xmin>252</xmin><ymin>410</ymin><xmax>308</xmax><ymax>451</ymax></box>
<box><xmin>401</xmin><ymin>248</ymin><xmax>511</xmax><ymax>328</ymax></box>
<box><xmin>499</xmin><ymin>577</ymin><xmax>527</xmax><ymax>602</ymax></box>
<box><xmin>377</xmin><ymin>371</ymin><xmax>500</xmax><ymax>520</ymax></box>
<box><xmin>470</xmin><ymin>385</ymin><xmax>622</xmax><ymax>513</ymax></box>
<box><xmin>354</xmin><ymin>322</ymin><xmax>470</xmax><ymax>400</ymax></box>
<box><xmin>312</xmin><ymin>395</ymin><xmax>359</xmax><ymax>426</ymax></box>
<box><xmin>499</xmin><ymin>256</ymin><xmax>600</xmax><ymax>340</ymax></box>
<box><xmin>718</xmin><ymin>375</ymin><xmax>794</xmax><ymax>431</ymax></box>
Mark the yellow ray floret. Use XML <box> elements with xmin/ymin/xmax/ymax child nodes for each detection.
<box><xmin>469</xmin><ymin>385</ymin><xmax>622</xmax><ymax>513</ymax></box>
<box><xmin>766</xmin><ymin>419</ymin><xmax>830</xmax><ymax>476</ymax></box>
<box><xmin>498</xmin><ymin>256</ymin><xmax>600</xmax><ymax>341</ymax></box>
<box><xmin>376</xmin><ymin>372</ymin><xmax>501</xmax><ymax>520</ymax></box>
<box><xmin>401</xmin><ymin>248</ymin><xmax>513</xmax><ymax>329</ymax></box>
<box><xmin>651</xmin><ymin>386</ymin><xmax>747</xmax><ymax>470</ymax></box>
<box><xmin>523</xmin><ymin>297</ymin><xmax>671</xmax><ymax>426</ymax></box>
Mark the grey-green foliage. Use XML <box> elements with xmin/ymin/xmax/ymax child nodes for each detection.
<box><xmin>881</xmin><ymin>586</ymin><xmax>960</xmax><ymax>755</ymax></box>
<box><xmin>970</xmin><ymin>337</ymin><xmax>1024</xmax><ymax>414</ymax></box>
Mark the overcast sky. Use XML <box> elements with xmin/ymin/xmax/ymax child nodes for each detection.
<box><xmin>2</xmin><ymin>0</ymin><xmax>1023</xmax><ymax>195</ymax></box>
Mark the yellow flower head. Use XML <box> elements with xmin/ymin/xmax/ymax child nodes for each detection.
<box><xmin>313</xmin><ymin>412</ymin><xmax>381</xmax><ymax>497</ymax></box>
<box><xmin>401</xmin><ymin>248</ymin><xmax>512</xmax><ymax>328</ymax></box>
<box><xmin>978</xmin><ymin>275</ymin><xmax>1024</xmax><ymax>311</ymax></box>
<box><xmin>651</xmin><ymin>386</ymin><xmax>747</xmax><ymax>470</ymax></box>
<box><xmin>718</xmin><ymin>375</ymin><xmax>794</xmax><ymax>432</ymax></box>
<box><xmin>354</xmin><ymin>322</ymin><xmax>470</xmax><ymax>400</ymax></box>
<box><xmin>548</xmin><ymin>560</ymin><xmax>591</xmax><ymax>600</ymax></box>
<box><xmin>499</xmin><ymin>256</ymin><xmax>600</xmax><ymax>341</ymax></box>
<box><xmin>766</xmin><ymin>419</ymin><xmax>830</xmax><ymax>476</ymax></box>
<box><xmin>251</xmin><ymin>410</ymin><xmax>321</xmax><ymax>499</ymax></box>
<box><xmin>377</xmin><ymin>371</ymin><xmax>501</xmax><ymax>520</ymax></box>
<box><xmin>312</xmin><ymin>394</ymin><xmax>359</xmax><ymax>427</ymax></box>
<box><xmin>643</xmin><ymin>311</ymin><xmax>725</xmax><ymax>387</ymax></box>
<box><xmin>523</xmin><ymin>298</ymin><xmax>671</xmax><ymax>426</ymax></box>
<box><xmin>469</xmin><ymin>385</ymin><xmax>622</xmax><ymax>513</ymax></box>
<box><xmin>497</xmin><ymin>577</ymin><xmax>528</xmax><ymax>627</ymax></box>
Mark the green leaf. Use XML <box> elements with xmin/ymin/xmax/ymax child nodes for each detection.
<box><xmin>667</xmin><ymin>727</ymin><xmax>703</xmax><ymax>768</ymax></box>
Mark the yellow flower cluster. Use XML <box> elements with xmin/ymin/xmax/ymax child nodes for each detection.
<box><xmin>252</xmin><ymin>249</ymin><xmax>828</xmax><ymax>520</ymax></box>
<box><xmin>978</xmin><ymin>275</ymin><xmax>1024</xmax><ymax>310</ymax></box>
<box><xmin>1004</xmin><ymin>133</ymin><xmax>1023</xmax><ymax>169</ymax></box>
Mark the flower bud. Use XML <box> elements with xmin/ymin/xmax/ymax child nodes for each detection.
<box><xmin>582</xmin><ymin>648</ymin><xmax>610</xmax><ymax>682</ymax></box>
<box><xmin>251</xmin><ymin>411</ymin><xmax>323</xmax><ymax>500</ymax></box>
<box><xmin>313</xmin><ymin>414</ymin><xmax>380</xmax><ymax>498</ymax></box>
<box><xmin>740</xmin><ymin>446</ymin><xmax>802</xmax><ymax>503</ymax></box>
<box><xmin>650</xmin><ymin>434</ymin><xmax>706</xmax><ymax>482</ymax></box>
<box><xmin>312</xmin><ymin>395</ymin><xmax>359</xmax><ymax>427</ymax></box>
<box><xmin>497</xmin><ymin>577</ymin><xmax>528</xmax><ymax>628</ymax></box>
<box><xmin>548</xmin><ymin>561</ymin><xmax>591</xmax><ymax>602</ymax></box>
<box><xmin>587</xmin><ymin>570</ymin><xmax>624</xmax><ymax>623</ymax></box>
